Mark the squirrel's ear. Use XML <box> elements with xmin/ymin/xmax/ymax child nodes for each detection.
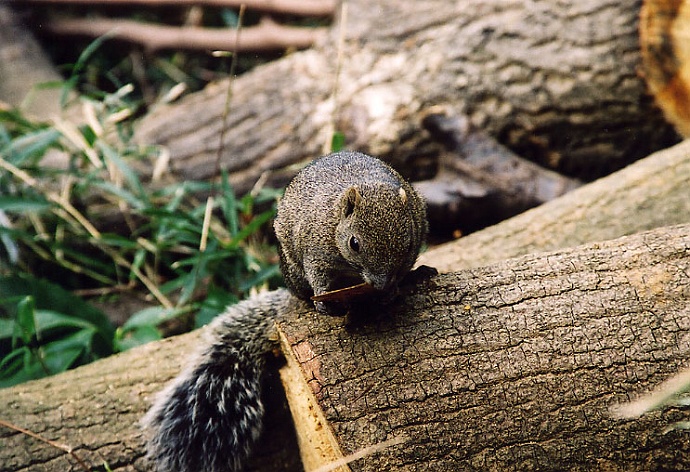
<box><xmin>399</xmin><ymin>187</ymin><xmax>407</xmax><ymax>205</ymax></box>
<box><xmin>342</xmin><ymin>186</ymin><xmax>362</xmax><ymax>217</ymax></box>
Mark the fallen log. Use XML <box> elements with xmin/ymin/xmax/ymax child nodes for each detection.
<box><xmin>419</xmin><ymin>138</ymin><xmax>690</xmax><ymax>271</ymax></box>
<box><xmin>416</xmin><ymin>111</ymin><xmax>583</xmax><ymax>236</ymax></box>
<box><xmin>1</xmin><ymin>222</ymin><xmax>689</xmax><ymax>471</ymax></box>
<box><xmin>135</xmin><ymin>0</ymin><xmax>682</xmax><ymax>192</ymax></box>
<box><xmin>0</xmin><ymin>326</ymin><xmax>302</xmax><ymax>472</ymax></box>
<box><xmin>0</xmin><ymin>4</ymin><xmax>68</xmax><ymax>119</ymax></box>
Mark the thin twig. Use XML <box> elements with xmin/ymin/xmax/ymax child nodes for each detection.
<box><xmin>322</xmin><ymin>0</ymin><xmax>347</xmax><ymax>154</ymax></box>
<box><xmin>43</xmin><ymin>16</ymin><xmax>326</xmax><ymax>53</ymax></box>
<box><xmin>24</xmin><ymin>0</ymin><xmax>336</xmax><ymax>16</ymax></box>
<box><xmin>214</xmin><ymin>3</ymin><xmax>246</xmax><ymax>176</ymax></box>
<box><xmin>0</xmin><ymin>418</ymin><xmax>91</xmax><ymax>472</ymax></box>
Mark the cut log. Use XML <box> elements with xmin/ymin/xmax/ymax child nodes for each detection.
<box><xmin>1</xmin><ymin>223</ymin><xmax>689</xmax><ymax>471</ymax></box>
<box><xmin>640</xmin><ymin>0</ymin><xmax>690</xmax><ymax>136</ymax></box>
<box><xmin>0</xmin><ymin>328</ymin><xmax>304</xmax><ymax>472</ymax></box>
<box><xmin>136</xmin><ymin>0</ymin><xmax>680</xmax><ymax>190</ymax></box>
<box><xmin>417</xmin><ymin>111</ymin><xmax>583</xmax><ymax>236</ymax></box>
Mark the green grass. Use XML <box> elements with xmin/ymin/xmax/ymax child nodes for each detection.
<box><xmin>0</xmin><ymin>70</ymin><xmax>280</xmax><ymax>387</ymax></box>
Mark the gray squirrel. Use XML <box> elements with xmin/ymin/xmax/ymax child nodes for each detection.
<box><xmin>142</xmin><ymin>151</ymin><xmax>429</xmax><ymax>472</ymax></box>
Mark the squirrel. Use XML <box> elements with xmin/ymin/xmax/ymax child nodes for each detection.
<box><xmin>142</xmin><ymin>151</ymin><xmax>429</xmax><ymax>472</ymax></box>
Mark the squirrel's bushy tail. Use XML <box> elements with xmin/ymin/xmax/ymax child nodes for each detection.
<box><xmin>142</xmin><ymin>289</ymin><xmax>291</xmax><ymax>472</ymax></box>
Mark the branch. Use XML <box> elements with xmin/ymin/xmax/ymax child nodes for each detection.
<box><xmin>23</xmin><ymin>0</ymin><xmax>337</xmax><ymax>17</ymax></box>
<box><xmin>417</xmin><ymin>110</ymin><xmax>582</xmax><ymax>235</ymax></box>
<box><xmin>43</xmin><ymin>16</ymin><xmax>328</xmax><ymax>52</ymax></box>
<box><xmin>419</xmin><ymin>138</ymin><xmax>690</xmax><ymax>272</ymax></box>
<box><xmin>0</xmin><ymin>419</ymin><xmax>90</xmax><ymax>472</ymax></box>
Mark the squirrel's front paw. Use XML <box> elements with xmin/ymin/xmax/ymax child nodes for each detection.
<box><xmin>401</xmin><ymin>265</ymin><xmax>438</xmax><ymax>286</ymax></box>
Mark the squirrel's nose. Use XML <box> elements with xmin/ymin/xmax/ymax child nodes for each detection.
<box><xmin>365</xmin><ymin>273</ymin><xmax>396</xmax><ymax>292</ymax></box>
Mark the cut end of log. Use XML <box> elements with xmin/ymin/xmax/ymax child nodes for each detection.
<box><xmin>277</xmin><ymin>328</ymin><xmax>350</xmax><ymax>471</ymax></box>
<box><xmin>640</xmin><ymin>0</ymin><xmax>690</xmax><ymax>136</ymax></box>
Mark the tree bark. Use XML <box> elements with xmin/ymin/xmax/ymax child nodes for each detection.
<box><xmin>416</xmin><ymin>111</ymin><xmax>584</xmax><ymax>236</ymax></box>
<box><xmin>1</xmin><ymin>223</ymin><xmax>689</xmax><ymax>471</ymax></box>
<box><xmin>136</xmin><ymin>0</ymin><xmax>679</xmax><ymax>191</ymax></box>
<box><xmin>279</xmin><ymin>223</ymin><xmax>690</xmax><ymax>471</ymax></box>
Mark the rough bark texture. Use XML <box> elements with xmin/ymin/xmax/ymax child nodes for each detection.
<box><xmin>0</xmin><ymin>334</ymin><xmax>197</xmax><ymax>471</ymax></box>
<box><xmin>279</xmin><ymin>223</ymin><xmax>690</xmax><ymax>471</ymax></box>
<box><xmin>419</xmin><ymin>138</ymin><xmax>690</xmax><ymax>272</ymax></box>
<box><xmin>136</xmin><ymin>0</ymin><xmax>679</xmax><ymax>192</ymax></box>
<box><xmin>1</xmin><ymin>224</ymin><xmax>689</xmax><ymax>471</ymax></box>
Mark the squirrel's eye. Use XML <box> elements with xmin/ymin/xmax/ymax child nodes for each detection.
<box><xmin>349</xmin><ymin>235</ymin><xmax>360</xmax><ymax>252</ymax></box>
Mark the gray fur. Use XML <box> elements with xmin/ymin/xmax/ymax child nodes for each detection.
<box><xmin>142</xmin><ymin>289</ymin><xmax>291</xmax><ymax>472</ymax></box>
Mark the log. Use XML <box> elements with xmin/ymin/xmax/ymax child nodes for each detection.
<box><xmin>0</xmin><ymin>5</ymin><xmax>67</xmax><ymax>119</ymax></box>
<box><xmin>0</xmin><ymin>328</ymin><xmax>304</xmax><ymax>472</ymax></box>
<box><xmin>135</xmin><ymin>0</ymin><xmax>681</xmax><ymax>191</ymax></box>
<box><xmin>278</xmin><ymin>223</ymin><xmax>690</xmax><ymax>471</ymax></box>
<box><xmin>418</xmin><ymin>138</ymin><xmax>690</xmax><ymax>271</ymax></box>
<box><xmin>1</xmin><ymin>223</ymin><xmax>689</xmax><ymax>471</ymax></box>
<box><xmin>416</xmin><ymin>111</ymin><xmax>583</xmax><ymax>236</ymax></box>
<box><xmin>640</xmin><ymin>0</ymin><xmax>690</xmax><ymax>136</ymax></box>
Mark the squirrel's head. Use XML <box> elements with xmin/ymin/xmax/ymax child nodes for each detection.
<box><xmin>334</xmin><ymin>183</ymin><xmax>425</xmax><ymax>293</ymax></box>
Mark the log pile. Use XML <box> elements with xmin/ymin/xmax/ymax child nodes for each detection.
<box><xmin>1</xmin><ymin>140</ymin><xmax>689</xmax><ymax>471</ymax></box>
<box><xmin>130</xmin><ymin>0</ymin><xmax>684</xmax><ymax>186</ymax></box>
<box><xmin>1</xmin><ymin>1</ymin><xmax>690</xmax><ymax>471</ymax></box>
<box><xmin>6</xmin><ymin>0</ymin><xmax>690</xmax><ymax>235</ymax></box>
